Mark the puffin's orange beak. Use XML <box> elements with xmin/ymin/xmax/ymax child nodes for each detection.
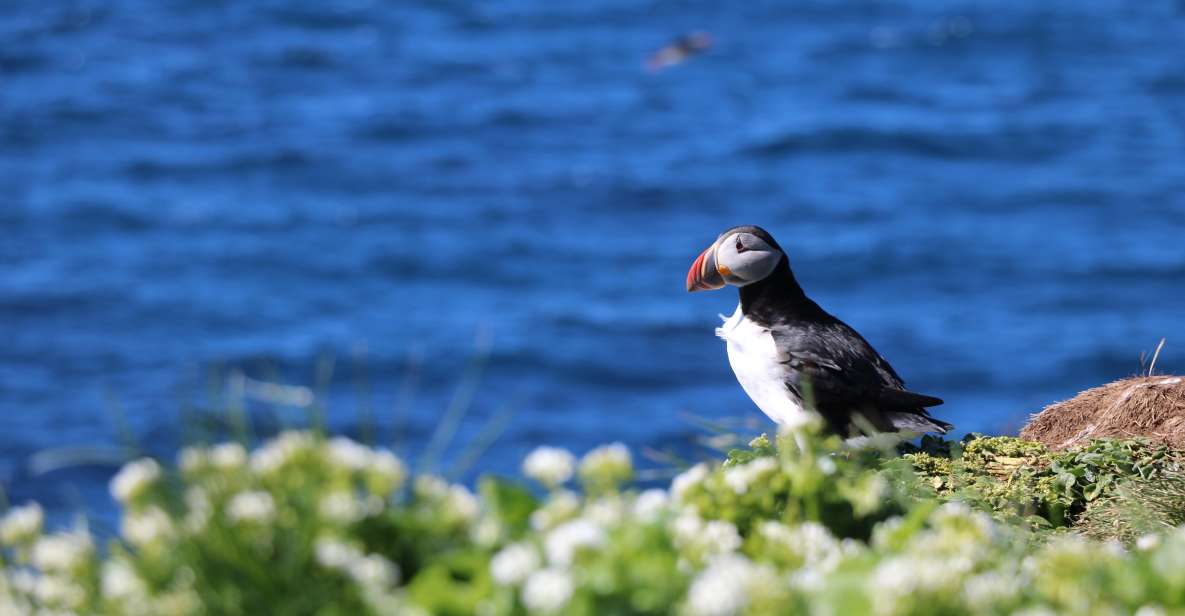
<box><xmin>686</xmin><ymin>241</ymin><xmax>725</xmax><ymax>292</ymax></box>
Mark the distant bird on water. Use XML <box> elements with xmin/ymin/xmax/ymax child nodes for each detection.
<box><xmin>646</xmin><ymin>31</ymin><xmax>713</xmax><ymax>72</ymax></box>
<box><xmin>686</xmin><ymin>226</ymin><xmax>952</xmax><ymax>436</ymax></box>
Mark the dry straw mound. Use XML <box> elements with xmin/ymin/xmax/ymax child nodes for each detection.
<box><xmin>1021</xmin><ymin>376</ymin><xmax>1185</xmax><ymax>450</ymax></box>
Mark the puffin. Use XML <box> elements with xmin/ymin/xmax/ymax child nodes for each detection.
<box><xmin>686</xmin><ymin>225</ymin><xmax>952</xmax><ymax>436</ymax></box>
<box><xmin>646</xmin><ymin>31</ymin><xmax>713</xmax><ymax>72</ymax></box>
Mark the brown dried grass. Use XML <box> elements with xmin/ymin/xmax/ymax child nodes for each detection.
<box><xmin>1020</xmin><ymin>375</ymin><xmax>1185</xmax><ymax>450</ymax></box>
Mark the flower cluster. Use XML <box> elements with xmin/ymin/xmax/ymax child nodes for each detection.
<box><xmin>577</xmin><ymin>442</ymin><xmax>632</xmax><ymax>493</ymax></box>
<box><xmin>522</xmin><ymin>446</ymin><xmax>576</xmax><ymax>489</ymax></box>
<box><xmin>4</xmin><ymin>425</ymin><xmax>1185</xmax><ymax>615</ymax></box>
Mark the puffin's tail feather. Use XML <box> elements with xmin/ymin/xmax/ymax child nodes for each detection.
<box><xmin>878</xmin><ymin>388</ymin><xmax>944</xmax><ymax>408</ymax></box>
<box><xmin>886</xmin><ymin>411</ymin><xmax>953</xmax><ymax>434</ymax></box>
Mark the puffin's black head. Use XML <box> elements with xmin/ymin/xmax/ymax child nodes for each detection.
<box><xmin>686</xmin><ymin>225</ymin><xmax>787</xmax><ymax>292</ymax></box>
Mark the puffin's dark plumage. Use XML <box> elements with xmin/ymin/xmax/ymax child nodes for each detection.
<box><xmin>741</xmin><ymin>254</ymin><xmax>950</xmax><ymax>434</ymax></box>
<box><xmin>688</xmin><ymin>225</ymin><xmax>951</xmax><ymax>436</ymax></box>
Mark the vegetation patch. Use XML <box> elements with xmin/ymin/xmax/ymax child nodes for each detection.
<box><xmin>904</xmin><ymin>434</ymin><xmax>1180</xmax><ymax>532</ymax></box>
<box><xmin>3</xmin><ymin>418</ymin><xmax>1185</xmax><ymax>615</ymax></box>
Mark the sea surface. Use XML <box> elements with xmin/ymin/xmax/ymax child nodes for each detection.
<box><xmin>3</xmin><ymin>0</ymin><xmax>1185</xmax><ymax>526</ymax></box>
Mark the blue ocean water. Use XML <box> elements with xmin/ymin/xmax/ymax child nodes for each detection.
<box><xmin>3</xmin><ymin>0</ymin><xmax>1185</xmax><ymax>524</ymax></box>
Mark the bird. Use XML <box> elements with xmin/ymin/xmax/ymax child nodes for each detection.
<box><xmin>645</xmin><ymin>31</ymin><xmax>713</xmax><ymax>72</ymax></box>
<box><xmin>686</xmin><ymin>225</ymin><xmax>951</xmax><ymax>437</ymax></box>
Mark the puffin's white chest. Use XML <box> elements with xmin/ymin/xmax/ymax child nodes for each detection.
<box><xmin>716</xmin><ymin>305</ymin><xmax>806</xmax><ymax>425</ymax></box>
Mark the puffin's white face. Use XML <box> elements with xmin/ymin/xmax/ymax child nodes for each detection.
<box><xmin>686</xmin><ymin>229</ymin><xmax>784</xmax><ymax>292</ymax></box>
<box><xmin>714</xmin><ymin>231</ymin><xmax>782</xmax><ymax>287</ymax></box>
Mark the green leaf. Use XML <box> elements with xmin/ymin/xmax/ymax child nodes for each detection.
<box><xmin>479</xmin><ymin>476</ymin><xmax>538</xmax><ymax>536</ymax></box>
<box><xmin>406</xmin><ymin>550</ymin><xmax>494</xmax><ymax>616</ymax></box>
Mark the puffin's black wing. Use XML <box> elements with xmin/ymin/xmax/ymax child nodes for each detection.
<box><xmin>771</xmin><ymin>319</ymin><xmax>949</xmax><ymax>435</ymax></box>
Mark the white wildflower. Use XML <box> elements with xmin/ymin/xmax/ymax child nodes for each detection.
<box><xmin>0</xmin><ymin>502</ymin><xmax>43</xmax><ymax>545</ymax></box>
<box><xmin>585</xmin><ymin>496</ymin><xmax>625</xmax><ymax>527</ymax></box>
<box><xmin>250</xmin><ymin>431</ymin><xmax>314</xmax><ymax>475</ymax></box>
<box><xmin>122</xmin><ymin>507</ymin><xmax>173</xmax><ymax>546</ymax></box>
<box><xmin>9</xmin><ymin>569</ymin><xmax>37</xmax><ymax>594</ymax></box>
<box><xmin>1135</xmin><ymin>606</ymin><xmax>1167</xmax><ymax>616</ymax></box>
<box><xmin>315</xmin><ymin>536</ymin><xmax>361</xmax><ymax>569</ymax></box>
<box><xmin>870</xmin><ymin>557</ymin><xmax>915</xmax><ymax>613</ymax></box>
<box><xmin>816</xmin><ymin>455</ymin><xmax>837</xmax><ymax>475</ymax></box>
<box><xmin>447</xmin><ymin>485</ymin><xmax>480</xmax><ymax>524</ymax></box>
<box><xmin>671</xmin><ymin>510</ymin><xmax>704</xmax><ymax>544</ymax></box>
<box><xmin>871</xmin><ymin>553</ymin><xmax>966</xmax><ymax>615</ymax></box>
<box><xmin>1101</xmin><ymin>539</ymin><xmax>1126</xmax><ymax>557</ymax></box>
<box><xmin>963</xmin><ymin>572</ymin><xmax>1016</xmax><ymax>607</ymax></box>
<box><xmin>1030</xmin><ymin>535</ymin><xmax>1098</xmax><ymax>566</ymax></box>
<box><xmin>31</xmin><ymin>531</ymin><xmax>93</xmax><ymax>572</ymax></box>
<box><xmin>320</xmin><ymin>491</ymin><xmax>365</xmax><ymax>524</ymax></box>
<box><xmin>522</xmin><ymin>446</ymin><xmax>576</xmax><ymax>488</ymax></box>
<box><xmin>327</xmin><ymin>436</ymin><xmax>372</xmax><ymax>471</ymax></box>
<box><xmin>110</xmin><ymin>458</ymin><xmax>161</xmax><ymax>504</ymax></box>
<box><xmin>935</xmin><ymin>500</ymin><xmax>972</xmax><ymax>519</ymax></box>
<box><xmin>178</xmin><ymin>447</ymin><xmax>205</xmax><ymax>474</ymax></box>
<box><xmin>871</xmin><ymin>516</ymin><xmax>905</xmax><ymax>550</ymax></box>
<box><xmin>671</xmin><ymin>513</ymin><xmax>740</xmax><ymax>560</ymax></box>
<box><xmin>915</xmin><ymin>555</ymin><xmax>963</xmax><ymax>591</ymax></box>
<box><xmin>1152</xmin><ymin>530</ymin><xmax>1185</xmax><ymax>581</ymax></box>
<box><xmin>471</xmin><ymin>516</ymin><xmax>502</xmax><ymax>547</ymax></box>
<box><xmin>847</xmin><ymin>473</ymin><xmax>890</xmax><ymax>516</ymax></box>
<box><xmin>414</xmin><ymin>475</ymin><xmax>450</xmax><ymax>500</ymax></box>
<box><xmin>101</xmin><ymin>559</ymin><xmax>147</xmax><ymax>602</ymax></box>
<box><xmin>671</xmin><ymin>464</ymin><xmax>708</xmax><ymax>503</ymax></box>
<box><xmin>34</xmin><ymin>575</ymin><xmax>86</xmax><ymax>609</ymax></box>
<box><xmin>578</xmin><ymin>442</ymin><xmax>632</xmax><ymax>487</ymax></box>
<box><xmin>529</xmin><ymin>490</ymin><xmax>580</xmax><ymax>531</ymax></box>
<box><xmin>491</xmin><ymin>542</ymin><xmax>541</xmax><ymax>586</ymax></box>
<box><xmin>367</xmin><ymin>449</ymin><xmax>407</xmax><ymax>494</ymax></box>
<box><xmin>184</xmin><ymin>487</ymin><xmax>212</xmax><ymax>533</ymax></box>
<box><xmin>348</xmin><ymin>553</ymin><xmax>399</xmax><ymax>589</ymax></box>
<box><xmin>1137</xmin><ymin>533</ymin><xmax>1162</xmax><ymax>551</ymax></box>
<box><xmin>702</xmin><ymin>520</ymin><xmax>742</xmax><ymax>554</ymax></box>
<box><xmin>521</xmin><ymin>567</ymin><xmax>574</xmax><ymax>614</ymax></box>
<box><xmin>545</xmin><ymin>518</ymin><xmax>605</xmax><ymax>566</ymax></box>
<box><xmin>414</xmin><ymin>477</ymin><xmax>479</xmax><ymax>524</ymax></box>
<box><xmin>759</xmin><ymin>521</ymin><xmax>843</xmax><ymax>570</ymax></box>
<box><xmin>686</xmin><ymin>554</ymin><xmax>770</xmax><ymax>616</ymax></box>
<box><xmin>633</xmin><ymin>489</ymin><xmax>669</xmax><ymax>522</ymax></box>
<box><xmin>209</xmin><ymin>442</ymin><xmax>247</xmax><ymax>469</ymax></box>
<box><xmin>790</xmin><ymin>567</ymin><xmax>825</xmax><ymax>593</ymax></box>
<box><xmin>723</xmin><ymin>457</ymin><xmax>777</xmax><ymax>494</ymax></box>
<box><xmin>226</xmin><ymin>491</ymin><xmax>276</xmax><ymax>524</ymax></box>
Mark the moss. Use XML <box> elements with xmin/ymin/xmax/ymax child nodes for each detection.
<box><xmin>902</xmin><ymin>435</ymin><xmax>1181</xmax><ymax>531</ymax></box>
<box><xmin>902</xmin><ymin>453</ymin><xmax>953</xmax><ymax>492</ymax></box>
<box><xmin>961</xmin><ymin>436</ymin><xmax>1048</xmax><ymax>467</ymax></box>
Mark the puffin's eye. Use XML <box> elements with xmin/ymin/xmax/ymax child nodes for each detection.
<box><xmin>735</xmin><ymin>239</ymin><xmax>746</xmax><ymax>253</ymax></box>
